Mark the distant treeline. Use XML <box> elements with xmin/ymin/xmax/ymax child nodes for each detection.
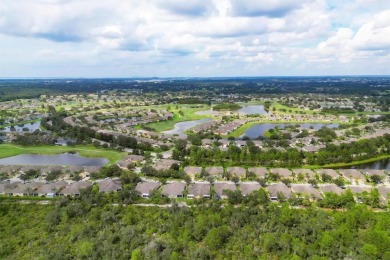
<box><xmin>0</xmin><ymin>77</ymin><xmax>389</xmax><ymax>101</ymax></box>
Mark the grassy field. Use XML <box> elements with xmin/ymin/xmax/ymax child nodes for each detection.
<box><xmin>143</xmin><ymin>105</ymin><xmax>213</xmax><ymax>132</ymax></box>
<box><xmin>0</xmin><ymin>144</ymin><xmax>126</xmax><ymax>164</ymax></box>
<box><xmin>271</xmin><ymin>102</ymin><xmax>317</xmax><ymax>115</ymax></box>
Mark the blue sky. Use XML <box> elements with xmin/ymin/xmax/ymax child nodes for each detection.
<box><xmin>0</xmin><ymin>0</ymin><xmax>389</xmax><ymax>77</ymax></box>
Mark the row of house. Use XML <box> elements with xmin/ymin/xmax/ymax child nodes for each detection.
<box><xmin>183</xmin><ymin>166</ymin><xmax>389</xmax><ymax>183</ymax></box>
<box><xmin>190</xmin><ymin>120</ymin><xmax>220</xmax><ymax>133</ymax></box>
<box><xmin>0</xmin><ymin>178</ymin><xmax>122</xmax><ymax>197</ymax></box>
<box><xmin>214</xmin><ymin>119</ymin><xmax>247</xmax><ymax>135</ymax></box>
<box><xmin>135</xmin><ymin>180</ymin><xmax>390</xmax><ymax>203</ymax></box>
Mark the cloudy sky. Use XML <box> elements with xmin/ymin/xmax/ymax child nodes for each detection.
<box><xmin>0</xmin><ymin>0</ymin><xmax>389</xmax><ymax>77</ymax></box>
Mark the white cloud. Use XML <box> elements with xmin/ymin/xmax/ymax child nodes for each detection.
<box><xmin>0</xmin><ymin>0</ymin><xmax>388</xmax><ymax>77</ymax></box>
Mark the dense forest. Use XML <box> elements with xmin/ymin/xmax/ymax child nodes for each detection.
<box><xmin>1</xmin><ymin>200</ymin><xmax>389</xmax><ymax>259</ymax></box>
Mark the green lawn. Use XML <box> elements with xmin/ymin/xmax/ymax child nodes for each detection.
<box><xmin>272</xmin><ymin>102</ymin><xmax>317</xmax><ymax>115</ymax></box>
<box><xmin>142</xmin><ymin>105</ymin><xmax>212</xmax><ymax>132</ymax></box>
<box><xmin>0</xmin><ymin>144</ymin><xmax>126</xmax><ymax>164</ymax></box>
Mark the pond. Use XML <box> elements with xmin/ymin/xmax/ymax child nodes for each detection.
<box><xmin>1</xmin><ymin>121</ymin><xmax>41</xmax><ymax>132</ymax></box>
<box><xmin>0</xmin><ymin>153</ymin><xmax>108</xmax><ymax>166</ymax></box>
<box><xmin>237</xmin><ymin>105</ymin><xmax>267</xmax><ymax>115</ymax></box>
<box><xmin>162</xmin><ymin>118</ymin><xmax>212</xmax><ymax>138</ymax></box>
<box><xmin>348</xmin><ymin>158</ymin><xmax>390</xmax><ymax>170</ymax></box>
<box><xmin>240</xmin><ymin>123</ymin><xmax>340</xmax><ymax>139</ymax></box>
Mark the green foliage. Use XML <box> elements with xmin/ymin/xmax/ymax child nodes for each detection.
<box><xmin>213</xmin><ymin>103</ymin><xmax>242</xmax><ymax>111</ymax></box>
<box><xmin>1</xmin><ymin>203</ymin><xmax>390</xmax><ymax>259</ymax></box>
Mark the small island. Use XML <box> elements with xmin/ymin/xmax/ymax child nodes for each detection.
<box><xmin>212</xmin><ymin>102</ymin><xmax>242</xmax><ymax>111</ymax></box>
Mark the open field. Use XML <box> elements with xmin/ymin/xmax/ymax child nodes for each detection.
<box><xmin>143</xmin><ymin>105</ymin><xmax>212</xmax><ymax>132</ymax></box>
<box><xmin>0</xmin><ymin>144</ymin><xmax>126</xmax><ymax>164</ymax></box>
<box><xmin>272</xmin><ymin>102</ymin><xmax>317</xmax><ymax>115</ymax></box>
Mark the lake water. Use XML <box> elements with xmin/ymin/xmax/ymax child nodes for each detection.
<box><xmin>162</xmin><ymin>118</ymin><xmax>212</xmax><ymax>138</ymax></box>
<box><xmin>0</xmin><ymin>153</ymin><xmax>108</xmax><ymax>166</ymax></box>
<box><xmin>0</xmin><ymin>121</ymin><xmax>41</xmax><ymax>132</ymax></box>
<box><xmin>241</xmin><ymin>123</ymin><xmax>340</xmax><ymax>139</ymax></box>
<box><xmin>237</xmin><ymin>105</ymin><xmax>266</xmax><ymax>115</ymax></box>
<box><xmin>349</xmin><ymin>158</ymin><xmax>390</xmax><ymax>170</ymax></box>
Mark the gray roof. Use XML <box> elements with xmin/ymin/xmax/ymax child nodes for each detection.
<box><xmin>37</xmin><ymin>180</ymin><xmax>68</xmax><ymax>194</ymax></box>
<box><xmin>269</xmin><ymin>168</ymin><xmax>292</xmax><ymax>178</ymax></box>
<box><xmin>0</xmin><ymin>183</ymin><xmax>4</xmax><ymax>194</ymax></box>
<box><xmin>319</xmin><ymin>184</ymin><xmax>344</xmax><ymax>195</ymax></box>
<box><xmin>247</xmin><ymin>167</ymin><xmax>268</xmax><ymax>178</ymax></box>
<box><xmin>162</xmin><ymin>182</ymin><xmax>186</xmax><ymax>197</ymax></box>
<box><xmin>184</xmin><ymin>166</ymin><xmax>203</xmax><ymax>175</ymax></box>
<box><xmin>60</xmin><ymin>181</ymin><xmax>92</xmax><ymax>195</ymax></box>
<box><xmin>41</xmin><ymin>166</ymin><xmax>63</xmax><ymax>174</ymax></box>
<box><xmin>0</xmin><ymin>165</ymin><xmax>21</xmax><ymax>174</ymax></box>
<box><xmin>99</xmin><ymin>178</ymin><xmax>122</xmax><ymax>193</ymax></box>
<box><xmin>154</xmin><ymin>159</ymin><xmax>180</xmax><ymax>171</ymax></box>
<box><xmin>188</xmin><ymin>183</ymin><xmax>211</xmax><ymax>196</ymax></box>
<box><xmin>378</xmin><ymin>186</ymin><xmax>390</xmax><ymax>201</ymax></box>
<box><xmin>123</xmin><ymin>155</ymin><xmax>145</xmax><ymax>162</ymax></box>
<box><xmin>339</xmin><ymin>169</ymin><xmax>364</xmax><ymax>180</ymax></box>
<box><xmin>346</xmin><ymin>186</ymin><xmax>371</xmax><ymax>194</ymax></box>
<box><xmin>135</xmin><ymin>182</ymin><xmax>160</xmax><ymax>195</ymax></box>
<box><xmin>239</xmin><ymin>182</ymin><xmax>261</xmax><ymax>196</ymax></box>
<box><xmin>205</xmin><ymin>166</ymin><xmax>224</xmax><ymax>176</ymax></box>
<box><xmin>291</xmin><ymin>184</ymin><xmax>322</xmax><ymax>199</ymax></box>
<box><xmin>84</xmin><ymin>166</ymin><xmax>101</xmax><ymax>173</ymax></box>
<box><xmin>293</xmin><ymin>169</ymin><xmax>316</xmax><ymax>179</ymax></box>
<box><xmin>362</xmin><ymin>169</ymin><xmax>387</xmax><ymax>177</ymax></box>
<box><xmin>267</xmin><ymin>183</ymin><xmax>291</xmax><ymax>198</ymax></box>
<box><xmin>214</xmin><ymin>182</ymin><xmax>236</xmax><ymax>196</ymax></box>
<box><xmin>226</xmin><ymin>167</ymin><xmax>246</xmax><ymax>177</ymax></box>
<box><xmin>315</xmin><ymin>169</ymin><xmax>340</xmax><ymax>178</ymax></box>
<box><xmin>6</xmin><ymin>182</ymin><xmax>43</xmax><ymax>194</ymax></box>
<box><xmin>3</xmin><ymin>182</ymin><xmax>23</xmax><ymax>194</ymax></box>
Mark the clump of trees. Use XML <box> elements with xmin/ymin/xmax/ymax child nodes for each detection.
<box><xmin>213</xmin><ymin>103</ymin><xmax>242</xmax><ymax>111</ymax></box>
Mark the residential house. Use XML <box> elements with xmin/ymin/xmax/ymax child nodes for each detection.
<box><xmin>162</xmin><ymin>182</ymin><xmax>186</xmax><ymax>198</ymax></box>
<box><xmin>205</xmin><ymin>166</ymin><xmax>224</xmax><ymax>177</ymax></box>
<box><xmin>319</xmin><ymin>184</ymin><xmax>344</xmax><ymax>195</ymax></box>
<box><xmin>339</xmin><ymin>169</ymin><xmax>364</xmax><ymax>182</ymax></box>
<box><xmin>154</xmin><ymin>159</ymin><xmax>180</xmax><ymax>171</ymax></box>
<box><xmin>214</xmin><ymin>182</ymin><xmax>236</xmax><ymax>199</ymax></box>
<box><xmin>184</xmin><ymin>166</ymin><xmax>203</xmax><ymax>180</ymax></box>
<box><xmin>99</xmin><ymin>178</ymin><xmax>122</xmax><ymax>193</ymax></box>
<box><xmin>363</xmin><ymin>170</ymin><xmax>388</xmax><ymax>182</ymax></box>
<box><xmin>226</xmin><ymin>167</ymin><xmax>246</xmax><ymax>179</ymax></box>
<box><xmin>293</xmin><ymin>169</ymin><xmax>316</xmax><ymax>181</ymax></box>
<box><xmin>315</xmin><ymin>169</ymin><xmax>340</xmax><ymax>180</ymax></box>
<box><xmin>291</xmin><ymin>184</ymin><xmax>322</xmax><ymax>200</ymax></box>
<box><xmin>346</xmin><ymin>186</ymin><xmax>372</xmax><ymax>203</ymax></box>
<box><xmin>239</xmin><ymin>182</ymin><xmax>261</xmax><ymax>196</ymax></box>
<box><xmin>135</xmin><ymin>181</ymin><xmax>160</xmax><ymax>198</ymax></box>
<box><xmin>269</xmin><ymin>168</ymin><xmax>292</xmax><ymax>179</ymax></box>
<box><xmin>247</xmin><ymin>167</ymin><xmax>268</xmax><ymax>179</ymax></box>
<box><xmin>59</xmin><ymin>181</ymin><xmax>92</xmax><ymax>196</ymax></box>
<box><xmin>378</xmin><ymin>186</ymin><xmax>390</xmax><ymax>203</ymax></box>
<box><xmin>37</xmin><ymin>180</ymin><xmax>68</xmax><ymax>197</ymax></box>
<box><xmin>187</xmin><ymin>183</ymin><xmax>211</xmax><ymax>199</ymax></box>
<box><xmin>117</xmin><ymin>155</ymin><xmax>145</xmax><ymax>168</ymax></box>
<box><xmin>267</xmin><ymin>183</ymin><xmax>291</xmax><ymax>201</ymax></box>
